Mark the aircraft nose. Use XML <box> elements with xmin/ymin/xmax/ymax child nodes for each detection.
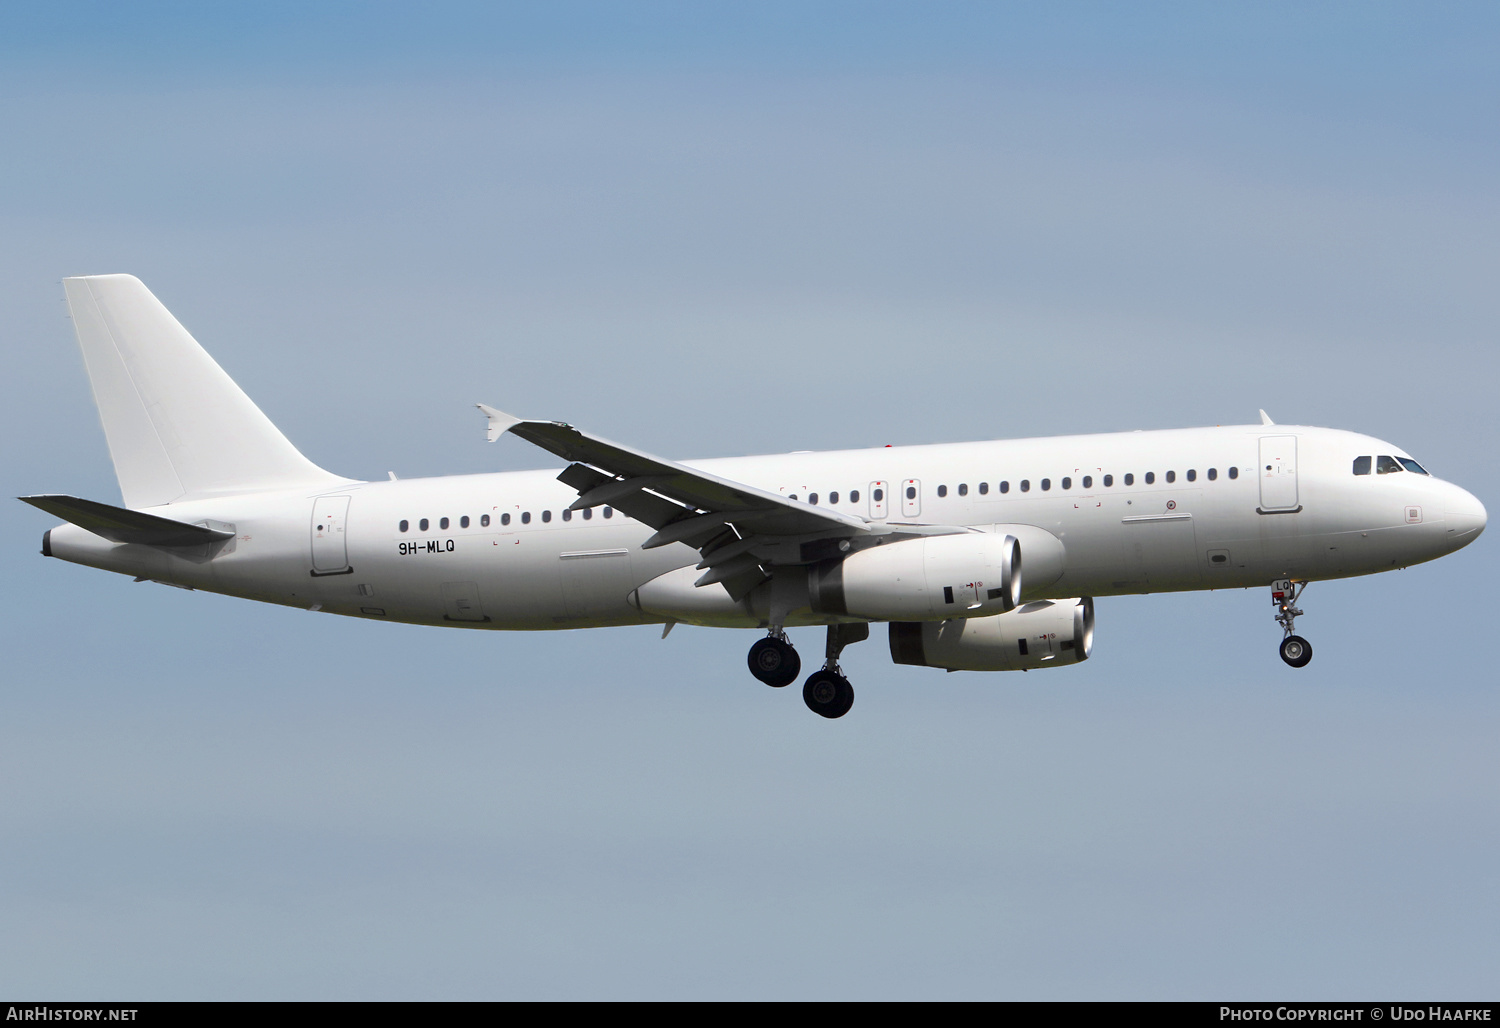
<box><xmin>1443</xmin><ymin>485</ymin><xmax>1486</xmax><ymax>548</ymax></box>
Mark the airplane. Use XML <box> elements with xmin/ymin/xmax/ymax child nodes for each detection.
<box><xmin>22</xmin><ymin>275</ymin><xmax>1487</xmax><ymax>718</ymax></box>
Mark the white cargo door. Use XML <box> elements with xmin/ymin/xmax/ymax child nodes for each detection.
<box><xmin>310</xmin><ymin>495</ymin><xmax>351</xmax><ymax>575</ymax></box>
<box><xmin>559</xmin><ymin>548</ymin><xmax>636</xmax><ymax>621</ymax></box>
<box><xmin>900</xmin><ymin>479</ymin><xmax>921</xmax><ymax>518</ymax></box>
<box><xmin>1121</xmin><ymin>513</ymin><xmax>1202</xmax><ymax>590</ymax></box>
<box><xmin>1258</xmin><ymin>436</ymin><xmax>1300</xmax><ymax>512</ymax></box>
<box><xmin>868</xmin><ymin>481</ymin><xmax>888</xmax><ymax>520</ymax></box>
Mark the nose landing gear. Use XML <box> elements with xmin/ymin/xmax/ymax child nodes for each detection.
<box><xmin>1272</xmin><ymin>579</ymin><xmax>1313</xmax><ymax>668</ymax></box>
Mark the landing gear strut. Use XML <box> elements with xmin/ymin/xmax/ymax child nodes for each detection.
<box><xmin>747</xmin><ymin>630</ymin><xmax>800</xmax><ymax>687</ymax></box>
<box><xmin>802</xmin><ymin>623</ymin><xmax>868</xmax><ymax>719</ymax></box>
<box><xmin>1272</xmin><ymin>579</ymin><xmax>1313</xmax><ymax>668</ymax></box>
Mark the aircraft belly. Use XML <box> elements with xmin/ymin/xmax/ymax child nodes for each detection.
<box><xmin>436</xmin><ymin>530</ymin><xmax>562</xmax><ymax>627</ymax></box>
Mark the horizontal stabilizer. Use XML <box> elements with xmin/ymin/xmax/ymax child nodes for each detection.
<box><xmin>19</xmin><ymin>494</ymin><xmax>234</xmax><ymax>547</ymax></box>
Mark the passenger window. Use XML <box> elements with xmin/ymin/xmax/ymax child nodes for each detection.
<box><xmin>521</xmin><ymin>512</ymin><xmax>530</xmax><ymax>524</ymax></box>
<box><xmin>978</xmin><ymin>482</ymin><xmax>989</xmax><ymax>495</ymax></box>
<box><xmin>460</xmin><ymin>515</ymin><xmax>470</xmax><ymax>528</ymax></box>
<box><xmin>1145</xmin><ymin>472</ymin><xmax>1155</xmax><ymax>485</ymax></box>
<box><xmin>809</xmin><ymin>493</ymin><xmax>819</xmax><ymax>505</ymax></box>
<box><xmin>1228</xmin><ymin>467</ymin><xmax>1239</xmax><ymax>479</ymax></box>
<box><xmin>399</xmin><ymin>520</ymin><xmax>409</xmax><ymax>532</ymax></box>
<box><xmin>481</xmin><ymin>514</ymin><xmax>490</xmax><ymax>527</ymax></box>
<box><xmin>1398</xmin><ymin>458</ymin><xmax>1429</xmax><ymax>475</ymax></box>
<box><xmin>440</xmin><ymin>517</ymin><xmax>450</xmax><ymax>529</ymax></box>
<box><xmin>851</xmin><ymin>490</ymin><xmax>861</xmax><ymax>503</ymax></box>
<box><xmin>1352</xmin><ymin>456</ymin><xmax>1371</xmax><ymax>476</ymax></box>
<box><xmin>420</xmin><ymin>518</ymin><xmax>430</xmax><ymax>531</ymax></box>
<box><xmin>604</xmin><ymin>507</ymin><xmax>614</xmax><ymax>518</ymax></box>
<box><xmin>500</xmin><ymin>513</ymin><xmax>510</xmax><ymax>526</ymax></box>
<box><xmin>1000</xmin><ymin>481</ymin><xmax>1010</xmax><ymax>494</ymax></box>
<box><xmin>562</xmin><ymin>509</ymin><xmax>572</xmax><ymax>521</ymax></box>
<box><xmin>788</xmin><ymin>494</ymin><xmax>798</xmax><ymax>502</ymax></box>
<box><xmin>1186</xmin><ymin>469</ymin><xmax>1196</xmax><ymax>482</ymax></box>
<box><xmin>1103</xmin><ymin>475</ymin><xmax>1113</xmax><ymax>487</ymax></box>
<box><xmin>1124</xmin><ymin>474</ymin><xmax>1134</xmax><ymax>486</ymax></box>
<box><xmin>1041</xmin><ymin>479</ymin><xmax>1051</xmax><ymax>491</ymax></box>
<box><xmin>1207</xmin><ymin>468</ymin><xmax>1217</xmax><ymax>481</ymax></box>
<box><xmin>1020</xmin><ymin>480</ymin><xmax>1030</xmax><ymax>493</ymax></box>
<box><xmin>905</xmin><ymin>486</ymin><xmax>916</xmax><ymax>500</ymax></box>
<box><xmin>872</xmin><ymin>488</ymin><xmax>882</xmax><ymax>502</ymax></box>
<box><xmin>542</xmin><ymin>510</ymin><xmax>552</xmax><ymax>522</ymax></box>
<box><xmin>829</xmin><ymin>491</ymin><xmax>839</xmax><ymax>505</ymax></box>
<box><xmin>1376</xmin><ymin>455</ymin><xmax>1404</xmax><ymax>474</ymax></box>
<box><xmin>1061</xmin><ymin>477</ymin><xmax>1071</xmax><ymax>490</ymax></box>
<box><xmin>936</xmin><ymin>485</ymin><xmax>947</xmax><ymax>498</ymax></box>
<box><xmin>1164</xmin><ymin>471</ymin><xmax>1175</xmax><ymax>484</ymax></box>
<box><xmin>958</xmin><ymin>483</ymin><xmax>968</xmax><ymax>496</ymax></box>
<box><xmin>582</xmin><ymin>507</ymin><xmax>592</xmax><ymax>520</ymax></box>
<box><xmin>1082</xmin><ymin>476</ymin><xmax>1092</xmax><ymax>488</ymax></box>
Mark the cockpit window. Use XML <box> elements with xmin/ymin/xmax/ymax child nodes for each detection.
<box><xmin>1352</xmin><ymin>456</ymin><xmax>1371</xmax><ymax>476</ymax></box>
<box><xmin>1376</xmin><ymin>455</ymin><xmax>1404</xmax><ymax>474</ymax></box>
<box><xmin>1398</xmin><ymin>458</ymin><xmax>1429</xmax><ymax>475</ymax></box>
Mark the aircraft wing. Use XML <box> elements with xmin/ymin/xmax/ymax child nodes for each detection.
<box><xmin>478</xmin><ymin>405</ymin><xmax>962</xmax><ymax>600</ymax></box>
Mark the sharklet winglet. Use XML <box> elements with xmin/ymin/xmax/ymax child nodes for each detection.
<box><xmin>476</xmin><ymin>404</ymin><xmax>524</xmax><ymax>443</ymax></box>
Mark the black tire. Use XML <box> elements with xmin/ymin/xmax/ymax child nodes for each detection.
<box><xmin>803</xmin><ymin>670</ymin><xmax>855</xmax><ymax>719</ymax></box>
<box><xmin>1279</xmin><ymin>635</ymin><xmax>1313</xmax><ymax>668</ymax></box>
<box><xmin>748</xmin><ymin>637</ymin><xmax>800</xmax><ymax>687</ymax></box>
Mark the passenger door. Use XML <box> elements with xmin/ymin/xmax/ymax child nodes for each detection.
<box><xmin>310</xmin><ymin>495</ymin><xmax>352</xmax><ymax>576</ymax></box>
<box><xmin>1258</xmin><ymin>436</ymin><xmax>1300</xmax><ymax>512</ymax></box>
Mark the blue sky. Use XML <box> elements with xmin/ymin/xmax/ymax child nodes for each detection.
<box><xmin>1</xmin><ymin>2</ymin><xmax>1496</xmax><ymax>999</ymax></box>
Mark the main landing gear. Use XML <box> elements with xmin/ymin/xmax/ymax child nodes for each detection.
<box><xmin>1272</xmin><ymin>579</ymin><xmax>1313</xmax><ymax>668</ymax></box>
<box><xmin>747</xmin><ymin>631</ymin><xmax>800</xmax><ymax>687</ymax></box>
<box><xmin>803</xmin><ymin>669</ymin><xmax>853</xmax><ymax>720</ymax></box>
<box><xmin>745</xmin><ymin>623</ymin><xmax>869</xmax><ymax>718</ymax></box>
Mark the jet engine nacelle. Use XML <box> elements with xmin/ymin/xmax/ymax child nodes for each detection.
<box><xmin>808</xmin><ymin>531</ymin><xmax>1021</xmax><ymax>622</ymax></box>
<box><xmin>888</xmin><ymin>597</ymin><xmax>1094</xmax><ymax>672</ymax></box>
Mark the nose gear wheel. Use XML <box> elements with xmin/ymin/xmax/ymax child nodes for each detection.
<box><xmin>1279</xmin><ymin>635</ymin><xmax>1313</xmax><ymax>668</ymax></box>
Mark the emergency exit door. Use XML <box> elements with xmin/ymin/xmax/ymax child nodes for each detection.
<box><xmin>900</xmin><ymin>479</ymin><xmax>921</xmax><ymax>518</ymax></box>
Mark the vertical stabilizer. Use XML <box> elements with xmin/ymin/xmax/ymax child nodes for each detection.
<box><xmin>63</xmin><ymin>274</ymin><xmax>350</xmax><ymax>508</ymax></box>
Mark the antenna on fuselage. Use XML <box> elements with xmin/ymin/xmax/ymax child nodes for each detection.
<box><xmin>1259</xmin><ymin>409</ymin><xmax>1276</xmax><ymax>426</ymax></box>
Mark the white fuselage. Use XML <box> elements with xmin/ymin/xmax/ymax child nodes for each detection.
<box><xmin>44</xmin><ymin>423</ymin><xmax>1487</xmax><ymax>630</ymax></box>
